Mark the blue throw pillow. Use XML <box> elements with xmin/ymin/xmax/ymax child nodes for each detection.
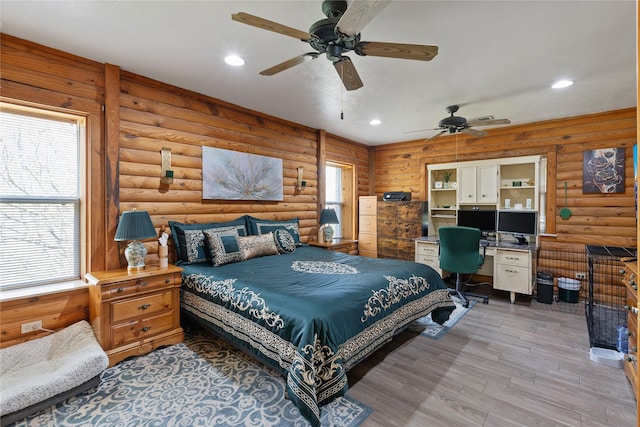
<box><xmin>273</xmin><ymin>229</ymin><xmax>296</xmax><ymax>253</ymax></box>
<box><xmin>169</xmin><ymin>217</ymin><xmax>248</xmax><ymax>264</ymax></box>
<box><xmin>247</xmin><ymin>216</ymin><xmax>301</xmax><ymax>246</ymax></box>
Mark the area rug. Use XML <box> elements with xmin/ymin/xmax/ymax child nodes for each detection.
<box><xmin>11</xmin><ymin>330</ymin><xmax>371</xmax><ymax>427</ymax></box>
<box><xmin>409</xmin><ymin>296</ymin><xmax>475</xmax><ymax>339</ymax></box>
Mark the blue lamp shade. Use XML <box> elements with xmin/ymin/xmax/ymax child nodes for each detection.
<box><xmin>319</xmin><ymin>208</ymin><xmax>339</xmax><ymax>242</ymax></box>
<box><xmin>319</xmin><ymin>208</ymin><xmax>339</xmax><ymax>225</ymax></box>
<box><xmin>114</xmin><ymin>210</ymin><xmax>157</xmax><ymax>270</ymax></box>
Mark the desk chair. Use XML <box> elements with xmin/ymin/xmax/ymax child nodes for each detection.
<box><xmin>438</xmin><ymin>226</ymin><xmax>489</xmax><ymax>308</ymax></box>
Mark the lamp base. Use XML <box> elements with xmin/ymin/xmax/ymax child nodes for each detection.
<box><xmin>323</xmin><ymin>225</ymin><xmax>334</xmax><ymax>242</ymax></box>
<box><xmin>125</xmin><ymin>240</ymin><xmax>148</xmax><ymax>270</ymax></box>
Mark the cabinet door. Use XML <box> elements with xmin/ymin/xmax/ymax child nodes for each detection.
<box><xmin>397</xmin><ymin>202</ymin><xmax>421</xmax><ymax>239</ymax></box>
<box><xmin>458</xmin><ymin>166</ymin><xmax>477</xmax><ymax>203</ymax></box>
<box><xmin>477</xmin><ymin>165</ymin><xmax>498</xmax><ymax>203</ymax></box>
<box><xmin>459</xmin><ymin>165</ymin><xmax>497</xmax><ymax>204</ymax></box>
<box><xmin>377</xmin><ymin>202</ymin><xmax>398</xmax><ymax>237</ymax></box>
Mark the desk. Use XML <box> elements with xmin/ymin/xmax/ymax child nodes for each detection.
<box><xmin>415</xmin><ymin>236</ymin><xmax>538</xmax><ymax>303</ymax></box>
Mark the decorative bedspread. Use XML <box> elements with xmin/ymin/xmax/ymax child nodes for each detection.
<box><xmin>181</xmin><ymin>246</ymin><xmax>455</xmax><ymax>427</ymax></box>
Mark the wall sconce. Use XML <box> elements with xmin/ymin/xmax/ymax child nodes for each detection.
<box><xmin>160</xmin><ymin>147</ymin><xmax>174</xmax><ymax>185</ymax></box>
<box><xmin>296</xmin><ymin>166</ymin><xmax>306</xmax><ymax>191</ymax></box>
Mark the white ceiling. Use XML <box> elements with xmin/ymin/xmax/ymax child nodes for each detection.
<box><xmin>0</xmin><ymin>1</ymin><xmax>636</xmax><ymax>146</ymax></box>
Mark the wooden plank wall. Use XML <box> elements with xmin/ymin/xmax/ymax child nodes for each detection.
<box><xmin>0</xmin><ymin>34</ymin><xmax>106</xmax><ymax>346</ymax></box>
<box><xmin>116</xmin><ymin>71</ymin><xmax>321</xmax><ymax>264</ymax></box>
<box><xmin>374</xmin><ymin>108</ymin><xmax>637</xmax><ymax>248</ymax></box>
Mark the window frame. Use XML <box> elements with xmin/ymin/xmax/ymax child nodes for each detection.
<box><xmin>0</xmin><ymin>102</ymin><xmax>87</xmax><ymax>290</ymax></box>
<box><xmin>325</xmin><ymin>161</ymin><xmax>356</xmax><ymax>240</ymax></box>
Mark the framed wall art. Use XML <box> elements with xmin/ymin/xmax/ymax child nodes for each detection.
<box><xmin>202</xmin><ymin>147</ymin><xmax>283</xmax><ymax>201</ymax></box>
<box><xmin>583</xmin><ymin>147</ymin><xmax>625</xmax><ymax>194</ymax></box>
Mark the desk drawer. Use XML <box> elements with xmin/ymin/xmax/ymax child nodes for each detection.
<box><xmin>495</xmin><ymin>249</ymin><xmax>529</xmax><ymax>267</ymax></box>
<box><xmin>103</xmin><ymin>274</ymin><xmax>177</xmax><ymax>299</ymax></box>
<box><xmin>111</xmin><ymin>311</ymin><xmax>174</xmax><ymax>347</ymax></box>
<box><xmin>416</xmin><ymin>242</ymin><xmax>439</xmax><ymax>257</ymax></box>
<box><xmin>494</xmin><ymin>263</ymin><xmax>531</xmax><ymax>294</ymax></box>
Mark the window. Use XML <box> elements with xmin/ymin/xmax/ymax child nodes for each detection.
<box><xmin>325</xmin><ymin>165</ymin><xmax>343</xmax><ymax>238</ymax></box>
<box><xmin>0</xmin><ymin>104</ymin><xmax>85</xmax><ymax>289</ymax></box>
<box><xmin>325</xmin><ymin>162</ymin><xmax>355</xmax><ymax>239</ymax></box>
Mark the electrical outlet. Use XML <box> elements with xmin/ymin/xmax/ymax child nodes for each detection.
<box><xmin>575</xmin><ymin>272</ymin><xmax>586</xmax><ymax>279</ymax></box>
<box><xmin>21</xmin><ymin>320</ymin><xmax>42</xmax><ymax>334</ymax></box>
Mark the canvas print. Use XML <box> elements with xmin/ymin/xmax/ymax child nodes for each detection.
<box><xmin>583</xmin><ymin>147</ymin><xmax>625</xmax><ymax>194</ymax></box>
<box><xmin>202</xmin><ymin>147</ymin><xmax>283</xmax><ymax>200</ymax></box>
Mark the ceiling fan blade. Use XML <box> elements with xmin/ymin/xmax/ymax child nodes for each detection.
<box><xmin>466</xmin><ymin>118</ymin><xmax>511</xmax><ymax>126</ymax></box>
<box><xmin>232</xmin><ymin>12</ymin><xmax>314</xmax><ymax>41</ymax></box>
<box><xmin>403</xmin><ymin>128</ymin><xmax>439</xmax><ymax>134</ymax></box>
<box><xmin>460</xmin><ymin>128</ymin><xmax>488</xmax><ymax>137</ymax></box>
<box><xmin>355</xmin><ymin>41</ymin><xmax>438</xmax><ymax>61</ymax></box>
<box><xmin>259</xmin><ymin>53</ymin><xmax>320</xmax><ymax>76</ymax></box>
<box><xmin>335</xmin><ymin>0</ymin><xmax>391</xmax><ymax>37</ymax></box>
<box><xmin>426</xmin><ymin>130</ymin><xmax>447</xmax><ymax>141</ymax></box>
<box><xmin>333</xmin><ymin>57</ymin><xmax>364</xmax><ymax>91</ymax></box>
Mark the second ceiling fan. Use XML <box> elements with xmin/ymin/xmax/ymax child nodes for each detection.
<box><xmin>231</xmin><ymin>0</ymin><xmax>438</xmax><ymax>91</ymax></box>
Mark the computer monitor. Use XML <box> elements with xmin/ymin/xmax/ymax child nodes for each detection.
<box><xmin>457</xmin><ymin>209</ymin><xmax>497</xmax><ymax>236</ymax></box>
<box><xmin>497</xmin><ymin>210</ymin><xmax>538</xmax><ymax>245</ymax></box>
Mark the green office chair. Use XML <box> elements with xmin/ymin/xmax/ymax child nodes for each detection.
<box><xmin>438</xmin><ymin>226</ymin><xmax>489</xmax><ymax>308</ymax></box>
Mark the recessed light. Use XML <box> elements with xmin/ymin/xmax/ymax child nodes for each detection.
<box><xmin>224</xmin><ymin>55</ymin><xmax>245</xmax><ymax>66</ymax></box>
<box><xmin>369</xmin><ymin>119</ymin><xmax>381</xmax><ymax>126</ymax></box>
<box><xmin>552</xmin><ymin>79</ymin><xmax>574</xmax><ymax>89</ymax></box>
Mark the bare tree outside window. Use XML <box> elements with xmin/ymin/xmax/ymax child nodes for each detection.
<box><xmin>0</xmin><ymin>107</ymin><xmax>81</xmax><ymax>289</ymax></box>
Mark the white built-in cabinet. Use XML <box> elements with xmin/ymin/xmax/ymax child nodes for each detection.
<box><xmin>427</xmin><ymin>155</ymin><xmax>542</xmax><ymax>237</ymax></box>
<box><xmin>458</xmin><ymin>165</ymin><xmax>498</xmax><ymax>204</ymax></box>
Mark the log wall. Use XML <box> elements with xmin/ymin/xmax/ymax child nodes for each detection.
<box><xmin>374</xmin><ymin>109</ymin><xmax>637</xmax><ymax>249</ymax></box>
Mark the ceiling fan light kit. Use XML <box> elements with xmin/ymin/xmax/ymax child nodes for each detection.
<box><xmin>231</xmin><ymin>0</ymin><xmax>438</xmax><ymax>91</ymax></box>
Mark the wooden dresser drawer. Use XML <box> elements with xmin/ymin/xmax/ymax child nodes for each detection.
<box><xmin>103</xmin><ymin>274</ymin><xmax>178</xmax><ymax>299</ymax></box>
<box><xmin>111</xmin><ymin>291</ymin><xmax>173</xmax><ymax>323</ymax></box>
<box><xmin>359</xmin><ymin>196</ymin><xmax>377</xmax><ymax>215</ymax></box>
<box><xmin>359</xmin><ymin>216</ymin><xmax>377</xmax><ymax>233</ymax></box>
<box><xmin>111</xmin><ymin>311</ymin><xmax>175</xmax><ymax>347</ymax></box>
<box><xmin>358</xmin><ymin>233</ymin><xmax>377</xmax><ymax>252</ymax></box>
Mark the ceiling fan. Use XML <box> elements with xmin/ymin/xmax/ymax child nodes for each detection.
<box><xmin>231</xmin><ymin>0</ymin><xmax>438</xmax><ymax>91</ymax></box>
<box><xmin>425</xmin><ymin>105</ymin><xmax>511</xmax><ymax>140</ymax></box>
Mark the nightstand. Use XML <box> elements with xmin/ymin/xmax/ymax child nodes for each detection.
<box><xmin>309</xmin><ymin>239</ymin><xmax>358</xmax><ymax>255</ymax></box>
<box><xmin>85</xmin><ymin>265</ymin><xmax>184</xmax><ymax>367</ymax></box>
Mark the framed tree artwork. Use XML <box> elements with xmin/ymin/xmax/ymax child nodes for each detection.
<box><xmin>202</xmin><ymin>147</ymin><xmax>283</xmax><ymax>201</ymax></box>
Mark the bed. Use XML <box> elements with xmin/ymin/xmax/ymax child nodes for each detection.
<box><xmin>171</xmin><ymin>216</ymin><xmax>456</xmax><ymax>427</ymax></box>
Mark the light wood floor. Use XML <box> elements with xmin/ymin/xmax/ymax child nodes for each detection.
<box><xmin>347</xmin><ymin>292</ymin><xmax>637</xmax><ymax>427</ymax></box>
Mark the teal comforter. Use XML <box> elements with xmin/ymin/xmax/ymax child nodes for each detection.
<box><xmin>181</xmin><ymin>246</ymin><xmax>455</xmax><ymax>426</ymax></box>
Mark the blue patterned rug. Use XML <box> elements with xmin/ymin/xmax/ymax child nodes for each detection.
<box><xmin>410</xmin><ymin>296</ymin><xmax>475</xmax><ymax>339</ymax></box>
<box><xmin>11</xmin><ymin>330</ymin><xmax>371</xmax><ymax>427</ymax></box>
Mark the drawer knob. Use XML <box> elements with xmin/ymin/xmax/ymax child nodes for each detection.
<box><xmin>625</xmin><ymin>305</ymin><xmax>638</xmax><ymax>314</ymax></box>
<box><xmin>626</xmin><ymin>356</ymin><xmax>635</xmax><ymax>363</ymax></box>
<box><xmin>139</xmin><ymin>303</ymin><xmax>151</xmax><ymax>310</ymax></box>
<box><xmin>137</xmin><ymin>280</ymin><xmax>148</xmax><ymax>287</ymax></box>
<box><xmin>627</xmin><ymin>330</ymin><xmax>635</xmax><ymax>337</ymax></box>
<box><xmin>165</xmin><ymin>278</ymin><xmax>171</xmax><ymax>284</ymax></box>
<box><xmin>141</xmin><ymin>326</ymin><xmax>151</xmax><ymax>333</ymax></box>
<box><xmin>116</xmin><ymin>287</ymin><xmax>124</xmax><ymax>293</ymax></box>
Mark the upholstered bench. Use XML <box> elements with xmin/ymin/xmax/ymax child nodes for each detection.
<box><xmin>0</xmin><ymin>320</ymin><xmax>108</xmax><ymax>426</ymax></box>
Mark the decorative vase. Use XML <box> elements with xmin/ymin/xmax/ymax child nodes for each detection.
<box><xmin>323</xmin><ymin>225</ymin><xmax>334</xmax><ymax>242</ymax></box>
<box><xmin>125</xmin><ymin>240</ymin><xmax>147</xmax><ymax>270</ymax></box>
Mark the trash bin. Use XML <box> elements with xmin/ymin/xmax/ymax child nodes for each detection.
<box><xmin>558</xmin><ymin>277</ymin><xmax>580</xmax><ymax>303</ymax></box>
<box><xmin>536</xmin><ymin>272</ymin><xmax>554</xmax><ymax>304</ymax></box>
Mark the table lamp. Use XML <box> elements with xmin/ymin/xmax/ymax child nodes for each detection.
<box><xmin>114</xmin><ymin>210</ymin><xmax>157</xmax><ymax>270</ymax></box>
<box><xmin>319</xmin><ymin>208</ymin><xmax>339</xmax><ymax>242</ymax></box>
